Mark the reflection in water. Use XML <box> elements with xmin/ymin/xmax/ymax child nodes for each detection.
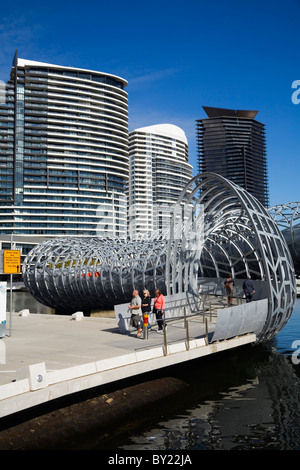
<box><xmin>115</xmin><ymin>303</ymin><xmax>300</xmax><ymax>451</ymax></box>
<box><xmin>7</xmin><ymin>290</ymin><xmax>53</xmax><ymax>314</ymax></box>
<box><xmin>7</xmin><ymin>290</ymin><xmax>300</xmax><ymax>450</ymax></box>
<box><xmin>118</xmin><ymin>348</ymin><xmax>300</xmax><ymax>450</ymax></box>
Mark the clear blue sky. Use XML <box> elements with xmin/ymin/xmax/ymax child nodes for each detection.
<box><xmin>0</xmin><ymin>0</ymin><xmax>299</xmax><ymax>206</ymax></box>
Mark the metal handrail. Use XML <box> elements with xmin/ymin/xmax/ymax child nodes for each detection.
<box><xmin>157</xmin><ymin>305</ymin><xmax>215</xmax><ymax>355</ymax></box>
<box><xmin>126</xmin><ymin>291</ymin><xmax>248</xmax><ymax>356</ymax></box>
<box><xmin>138</xmin><ymin>294</ymin><xmax>247</xmax><ymax>355</ymax></box>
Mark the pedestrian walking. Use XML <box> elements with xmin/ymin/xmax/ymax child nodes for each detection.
<box><xmin>129</xmin><ymin>289</ymin><xmax>142</xmax><ymax>337</ymax></box>
<box><xmin>141</xmin><ymin>289</ymin><xmax>152</xmax><ymax>331</ymax></box>
<box><xmin>153</xmin><ymin>289</ymin><xmax>166</xmax><ymax>332</ymax></box>
<box><xmin>243</xmin><ymin>276</ymin><xmax>255</xmax><ymax>303</ymax></box>
<box><xmin>224</xmin><ymin>274</ymin><xmax>234</xmax><ymax>306</ymax></box>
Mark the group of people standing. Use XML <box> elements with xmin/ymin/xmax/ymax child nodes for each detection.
<box><xmin>128</xmin><ymin>274</ymin><xmax>256</xmax><ymax>337</ymax></box>
<box><xmin>224</xmin><ymin>274</ymin><xmax>256</xmax><ymax>306</ymax></box>
<box><xmin>128</xmin><ymin>288</ymin><xmax>166</xmax><ymax>338</ymax></box>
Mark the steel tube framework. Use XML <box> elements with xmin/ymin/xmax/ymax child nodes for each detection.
<box><xmin>269</xmin><ymin>202</ymin><xmax>300</xmax><ymax>275</ymax></box>
<box><xmin>23</xmin><ymin>173</ymin><xmax>296</xmax><ymax>342</ymax></box>
<box><xmin>166</xmin><ymin>173</ymin><xmax>296</xmax><ymax>341</ymax></box>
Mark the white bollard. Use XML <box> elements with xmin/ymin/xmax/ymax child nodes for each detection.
<box><xmin>19</xmin><ymin>309</ymin><xmax>30</xmax><ymax>317</ymax></box>
<box><xmin>16</xmin><ymin>362</ymin><xmax>48</xmax><ymax>390</ymax></box>
<box><xmin>71</xmin><ymin>311</ymin><xmax>84</xmax><ymax>321</ymax></box>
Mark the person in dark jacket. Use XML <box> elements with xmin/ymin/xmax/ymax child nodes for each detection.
<box><xmin>243</xmin><ymin>276</ymin><xmax>255</xmax><ymax>303</ymax></box>
<box><xmin>224</xmin><ymin>274</ymin><xmax>234</xmax><ymax>306</ymax></box>
<box><xmin>141</xmin><ymin>289</ymin><xmax>152</xmax><ymax>331</ymax></box>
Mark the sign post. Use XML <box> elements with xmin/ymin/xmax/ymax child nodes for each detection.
<box><xmin>0</xmin><ymin>282</ymin><xmax>6</xmax><ymax>338</ymax></box>
<box><xmin>3</xmin><ymin>236</ymin><xmax>21</xmax><ymax>336</ymax></box>
<box><xmin>3</xmin><ymin>250</ymin><xmax>21</xmax><ymax>275</ymax></box>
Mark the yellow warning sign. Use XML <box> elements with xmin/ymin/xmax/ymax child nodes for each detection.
<box><xmin>3</xmin><ymin>250</ymin><xmax>21</xmax><ymax>274</ymax></box>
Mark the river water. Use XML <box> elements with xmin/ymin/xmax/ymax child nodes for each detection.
<box><xmin>8</xmin><ymin>291</ymin><xmax>300</xmax><ymax>451</ymax></box>
<box><xmin>114</xmin><ymin>300</ymin><xmax>300</xmax><ymax>451</ymax></box>
<box><xmin>7</xmin><ymin>290</ymin><xmax>53</xmax><ymax>315</ymax></box>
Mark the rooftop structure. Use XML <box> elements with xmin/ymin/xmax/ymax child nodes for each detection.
<box><xmin>196</xmin><ymin>106</ymin><xmax>269</xmax><ymax>206</ymax></box>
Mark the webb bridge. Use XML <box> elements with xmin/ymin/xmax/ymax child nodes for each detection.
<box><xmin>22</xmin><ymin>173</ymin><xmax>297</xmax><ymax>344</ymax></box>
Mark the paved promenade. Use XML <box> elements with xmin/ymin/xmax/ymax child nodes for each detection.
<box><xmin>0</xmin><ymin>311</ymin><xmax>215</xmax><ymax>386</ymax></box>
<box><xmin>0</xmin><ymin>309</ymin><xmax>256</xmax><ymax>419</ymax></box>
<box><xmin>1</xmin><ymin>311</ymin><xmax>207</xmax><ymax>384</ymax></box>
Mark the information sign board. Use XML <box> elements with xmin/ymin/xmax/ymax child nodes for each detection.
<box><xmin>3</xmin><ymin>250</ymin><xmax>21</xmax><ymax>274</ymax></box>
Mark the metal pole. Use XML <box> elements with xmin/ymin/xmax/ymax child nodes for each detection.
<box><xmin>163</xmin><ymin>319</ymin><xmax>167</xmax><ymax>355</ymax></box>
<box><xmin>9</xmin><ymin>274</ymin><xmax>12</xmax><ymax>337</ymax></box>
<box><xmin>9</xmin><ymin>233</ymin><xmax>13</xmax><ymax>337</ymax></box>
<box><xmin>186</xmin><ymin>320</ymin><xmax>189</xmax><ymax>350</ymax></box>
<box><xmin>143</xmin><ymin>313</ymin><xmax>148</xmax><ymax>340</ymax></box>
<box><xmin>205</xmin><ymin>317</ymin><xmax>209</xmax><ymax>345</ymax></box>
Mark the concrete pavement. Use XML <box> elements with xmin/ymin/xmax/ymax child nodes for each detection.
<box><xmin>0</xmin><ymin>311</ymin><xmax>213</xmax><ymax>386</ymax></box>
<box><xmin>0</xmin><ymin>309</ymin><xmax>256</xmax><ymax>419</ymax></box>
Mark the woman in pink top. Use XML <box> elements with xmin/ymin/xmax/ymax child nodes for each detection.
<box><xmin>153</xmin><ymin>289</ymin><xmax>166</xmax><ymax>332</ymax></box>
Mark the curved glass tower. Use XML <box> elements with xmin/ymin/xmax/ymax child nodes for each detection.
<box><xmin>0</xmin><ymin>52</ymin><xmax>128</xmax><ymax>253</ymax></box>
<box><xmin>128</xmin><ymin>124</ymin><xmax>192</xmax><ymax>238</ymax></box>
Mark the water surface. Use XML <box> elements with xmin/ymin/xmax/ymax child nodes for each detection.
<box><xmin>8</xmin><ymin>291</ymin><xmax>300</xmax><ymax>450</ymax></box>
<box><xmin>112</xmin><ymin>300</ymin><xmax>300</xmax><ymax>450</ymax></box>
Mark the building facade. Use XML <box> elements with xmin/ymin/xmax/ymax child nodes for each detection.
<box><xmin>0</xmin><ymin>52</ymin><xmax>128</xmax><ymax>255</ymax></box>
<box><xmin>196</xmin><ymin>106</ymin><xmax>269</xmax><ymax>206</ymax></box>
<box><xmin>128</xmin><ymin>124</ymin><xmax>193</xmax><ymax>238</ymax></box>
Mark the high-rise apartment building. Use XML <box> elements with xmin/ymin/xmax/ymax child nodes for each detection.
<box><xmin>128</xmin><ymin>124</ymin><xmax>193</xmax><ymax>238</ymax></box>
<box><xmin>196</xmin><ymin>106</ymin><xmax>269</xmax><ymax>206</ymax></box>
<box><xmin>0</xmin><ymin>51</ymin><xmax>128</xmax><ymax>254</ymax></box>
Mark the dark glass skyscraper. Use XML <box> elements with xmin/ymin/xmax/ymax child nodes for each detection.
<box><xmin>196</xmin><ymin>106</ymin><xmax>269</xmax><ymax>206</ymax></box>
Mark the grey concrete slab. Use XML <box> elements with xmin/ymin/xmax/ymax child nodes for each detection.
<box><xmin>0</xmin><ymin>309</ymin><xmax>259</xmax><ymax>419</ymax></box>
<box><xmin>0</xmin><ymin>312</ymin><xmax>213</xmax><ymax>387</ymax></box>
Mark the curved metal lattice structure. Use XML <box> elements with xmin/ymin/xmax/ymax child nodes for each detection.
<box><xmin>268</xmin><ymin>202</ymin><xmax>300</xmax><ymax>275</ymax></box>
<box><xmin>23</xmin><ymin>172</ymin><xmax>296</xmax><ymax>342</ymax></box>
<box><xmin>23</xmin><ymin>233</ymin><xmax>169</xmax><ymax>313</ymax></box>
<box><xmin>166</xmin><ymin>173</ymin><xmax>296</xmax><ymax>341</ymax></box>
